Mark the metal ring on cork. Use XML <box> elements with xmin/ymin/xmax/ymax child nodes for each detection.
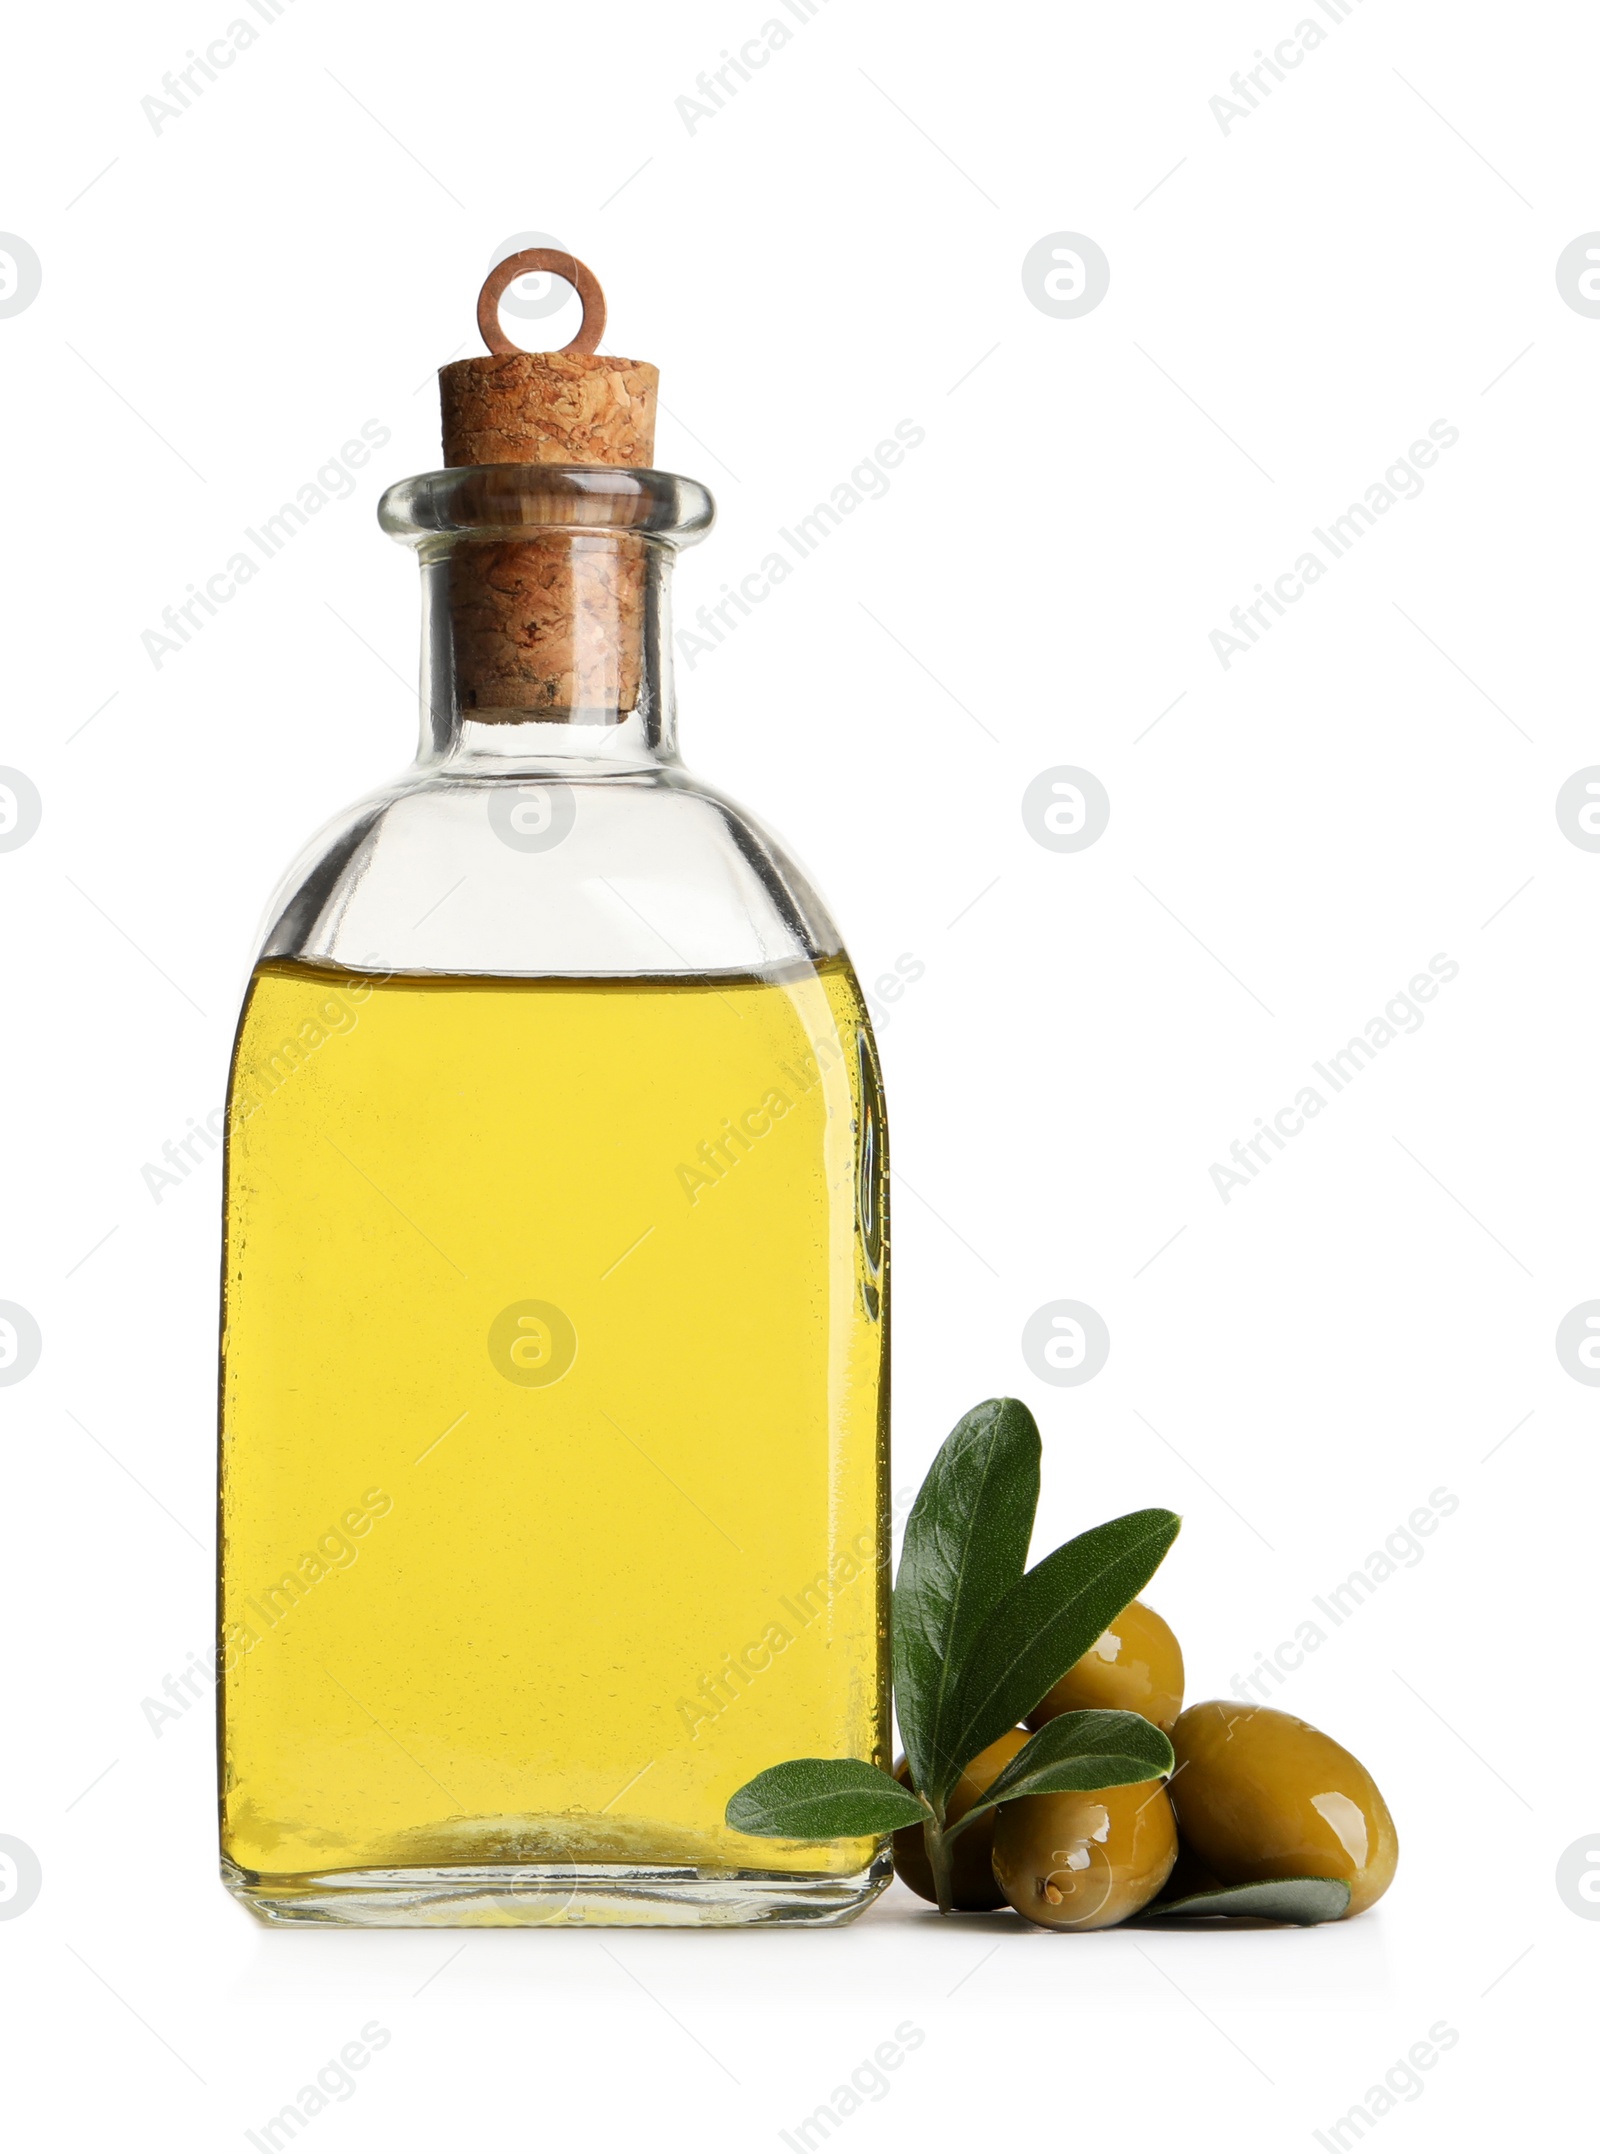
<box><xmin>476</xmin><ymin>250</ymin><xmax>608</xmax><ymax>357</ymax></box>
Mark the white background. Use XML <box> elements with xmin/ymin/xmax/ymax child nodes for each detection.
<box><xmin>0</xmin><ymin>0</ymin><xmax>1592</xmax><ymax>2145</ymax></box>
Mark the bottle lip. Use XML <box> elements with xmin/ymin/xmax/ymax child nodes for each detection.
<box><xmin>378</xmin><ymin>464</ymin><xmax>715</xmax><ymax>548</ymax></box>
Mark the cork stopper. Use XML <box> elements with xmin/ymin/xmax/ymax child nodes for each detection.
<box><xmin>437</xmin><ymin>252</ymin><xmax>658</xmax><ymax>719</ymax></box>
<box><xmin>439</xmin><ymin>251</ymin><xmax>658</xmax><ymax>468</ymax></box>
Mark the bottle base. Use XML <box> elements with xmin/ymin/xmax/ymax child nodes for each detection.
<box><xmin>221</xmin><ymin>1851</ymin><xmax>892</xmax><ymax>1929</ymax></box>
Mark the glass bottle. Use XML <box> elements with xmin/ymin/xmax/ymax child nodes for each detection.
<box><xmin>217</xmin><ymin>262</ymin><xmax>890</xmax><ymax>1928</ymax></box>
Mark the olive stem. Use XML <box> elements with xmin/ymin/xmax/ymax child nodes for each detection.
<box><xmin>922</xmin><ymin>1814</ymin><xmax>955</xmax><ymax>1916</ymax></box>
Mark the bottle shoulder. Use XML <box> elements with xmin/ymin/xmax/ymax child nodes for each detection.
<box><xmin>254</xmin><ymin>763</ymin><xmax>845</xmax><ymax>979</ymax></box>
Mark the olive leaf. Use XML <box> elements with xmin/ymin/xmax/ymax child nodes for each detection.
<box><xmin>892</xmin><ymin>1398</ymin><xmax>1040</xmax><ymax>1804</ymax></box>
<box><xmin>943</xmin><ymin>1710</ymin><xmax>1175</xmax><ymax>1839</ymax></box>
<box><xmin>932</xmin><ymin>1508</ymin><xmax>1181</xmax><ymax>1791</ymax></box>
<box><xmin>725</xmin><ymin>1758</ymin><xmax>931</xmax><ymax>1840</ymax></box>
<box><xmin>1143</xmin><ymin>1877</ymin><xmax>1351</xmax><ymax>1925</ymax></box>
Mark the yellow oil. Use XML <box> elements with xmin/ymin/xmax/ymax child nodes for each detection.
<box><xmin>219</xmin><ymin>958</ymin><xmax>887</xmax><ymax>1885</ymax></box>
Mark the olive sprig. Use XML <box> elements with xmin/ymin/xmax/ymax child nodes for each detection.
<box><xmin>724</xmin><ymin>1398</ymin><xmax>1181</xmax><ymax>1914</ymax></box>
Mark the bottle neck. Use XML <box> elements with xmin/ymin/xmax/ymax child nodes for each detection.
<box><xmin>379</xmin><ymin>464</ymin><xmax>712</xmax><ymax>773</ymax></box>
<box><xmin>417</xmin><ymin>530</ymin><xmax>679</xmax><ymax>774</ymax></box>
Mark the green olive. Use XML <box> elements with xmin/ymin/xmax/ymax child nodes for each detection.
<box><xmin>991</xmin><ymin>1779</ymin><xmax>1177</xmax><ymax>1931</ymax></box>
<box><xmin>892</xmin><ymin>1729</ymin><xmax>1029</xmax><ymax>1910</ymax></box>
<box><xmin>1169</xmin><ymin>1702</ymin><xmax>1398</xmax><ymax>1917</ymax></box>
<box><xmin>1025</xmin><ymin>1598</ymin><xmax>1184</xmax><ymax>1735</ymax></box>
<box><xmin>1154</xmin><ymin>1840</ymin><xmax>1224</xmax><ymax>1905</ymax></box>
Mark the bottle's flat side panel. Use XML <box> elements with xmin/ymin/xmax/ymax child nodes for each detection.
<box><xmin>219</xmin><ymin>959</ymin><xmax>887</xmax><ymax>1905</ymax></box>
